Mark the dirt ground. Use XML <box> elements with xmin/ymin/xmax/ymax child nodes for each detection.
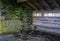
<box><xmin>0</xmin><ymin>31</ymin><xmax>60</xmax><ymax>41</ymax></box>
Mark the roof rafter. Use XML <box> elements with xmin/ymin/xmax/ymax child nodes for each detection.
<box><xmin>22</xmin><ymin>2</ymin><xmax>34</xmax><ymax>10</ymax></box>
<box><xmin>17</xmin><ymin>0</ymin><xmax>60</xmax><ymax>10</ymax></box>
<box><xmin>32</xmin><ymin>0</ymin><xmax>44</xmax><ymax>10</ymax></box>
<box><xmin>52</xmin><ymin>0</ymin><xmax>60</xmax><ymax>9</ymax></box>
<box><xmin>17</xmin><ymin>0</ymin><xmax>27</xmax><ymax>2</ymax></box>
<box><xmin>41</xmin><ymin>0</ymin><xmax>51</xmax><ymax>10</ymax></box>
<box><xmin>45</xmin><ymin>0</ymin><xmax>60</xmax><ymax>9</ymax></box>
<box><xmin>26</xmin><ymin>1</ymin><xmax>38</xmax><ymax>10</ymax></box>
<box><xmin>55</xmin><ymin>0</ymin><xmax>60</xmax><ymax>6</ymax></box>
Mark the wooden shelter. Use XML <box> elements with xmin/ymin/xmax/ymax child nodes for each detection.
<box><xmin>17</xmin><ymin>0</ymin><xmax>60</xmax><ymax>35</ymax></box>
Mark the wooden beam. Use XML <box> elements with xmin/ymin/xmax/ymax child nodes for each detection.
<box><xmin>17</xmin><ymin>0</ymin><xmax>27</xmax><ymax>2</ymax></box>
<box><xmin>28</xmin><ymin>0</ymin><xmax>40</xmax><ymax>10</ymax></box>
<box><xmin>52</xmin><ymin>0</ymin><xmax>60</xmax><ymax>9</ymax></box>
<box><xmin>35</xmin><ymin>0</ymin><xmax>51</xmax><ymax>10</ymax></box>
<box><xmin>41</xmin><ymin>0</ymin><xmax>51</xmax><ymax>10</ymax></box>
<box><xmin>26</xmin><ymin>1</ymin><xmax>38</xmax><ymax>10</ymax></box>
<box><xmin>32</xmin><ymin>0</ymin><xmax>44</xmax><ymax>10</ymax></box>
<box><xmin>45</xmin><ymin>0</ymin><xmax>59</xmax><ymax>9</ymax></box>
<box><xmin>22</xmin><ymin>2</ymin><xmax>34</xmax><ymax>10</ymax></box>
<box><xmin>55</xmin><ymin>0</ymin><xmax>60</xmax><ymax>6</ymax></box>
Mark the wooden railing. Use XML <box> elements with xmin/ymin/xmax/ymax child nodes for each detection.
<box><xmin>33</xmin><ymin>17</ymin><xmax>60</xmax><ymax>28</ymax></box>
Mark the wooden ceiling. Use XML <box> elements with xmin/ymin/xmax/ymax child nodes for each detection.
<box><xmin>17</xmin><ymin>0</ymin><xmax>60</xmax><ymax>11</ymax></box>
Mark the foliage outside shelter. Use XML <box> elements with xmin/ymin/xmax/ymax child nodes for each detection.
<box><xmin>0</xmin><ymin>0</ymin><xmax>33</xmax><ymax>34</ymax></box>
